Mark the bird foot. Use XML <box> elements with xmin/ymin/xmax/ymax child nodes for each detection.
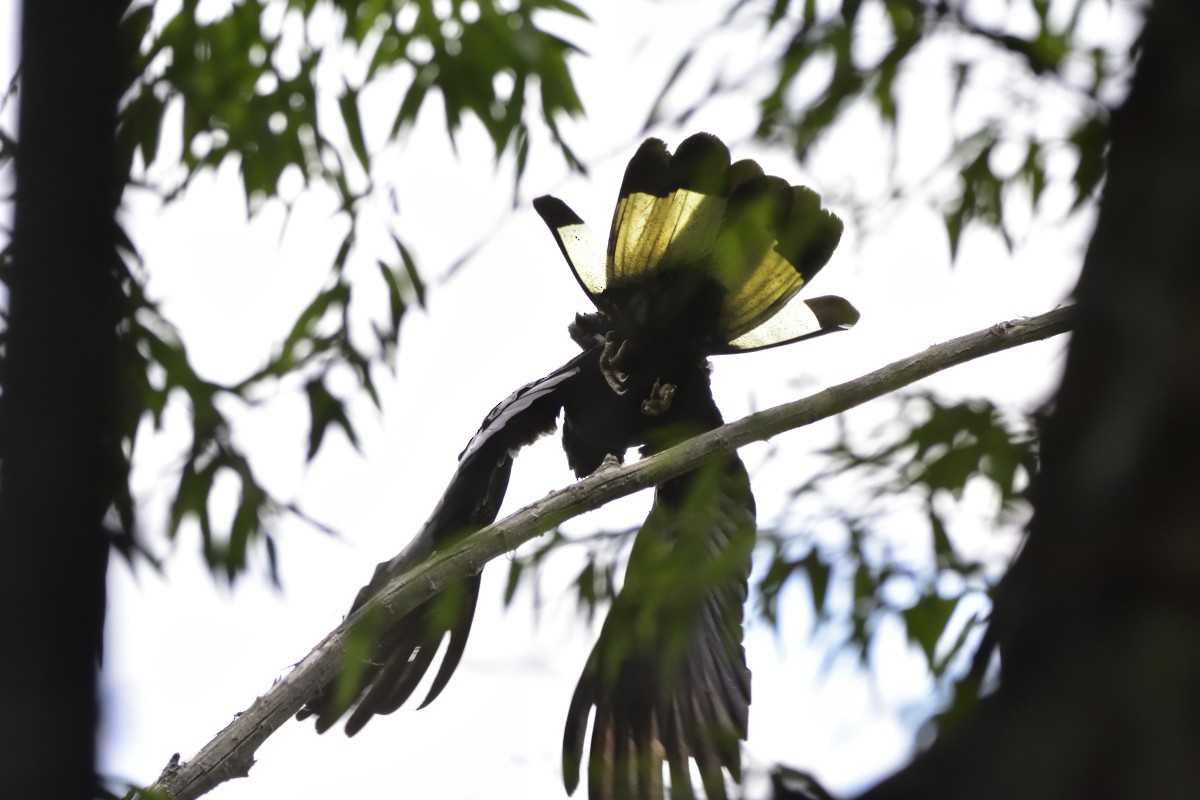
<box><xmin>641</xmin><ymin>378</ymin><xmax>676</xmax><ymax>416</ymax></box>
<box><xmin>599</xmin><ymin>334</ymin><xmax>630</xmax><ymax>394</ymax></box>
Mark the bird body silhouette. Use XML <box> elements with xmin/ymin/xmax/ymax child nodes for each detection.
<box><xmin>299</xmin><ymin>133</ymin><xmax>858</xmax><ymax>800</ymax></box>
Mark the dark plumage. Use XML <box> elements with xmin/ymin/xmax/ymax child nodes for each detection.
<box><xmin>299</xmin><ymin>133</ymin><xmax>859</xmax><ymax>800</ymax></box>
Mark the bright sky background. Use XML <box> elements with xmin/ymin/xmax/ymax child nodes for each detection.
<box><xmin>1</xmin><ymin>1</ymin><xmax>1131</xmax><ymax>798</ymax></box>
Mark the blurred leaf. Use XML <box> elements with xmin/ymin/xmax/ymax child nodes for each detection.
<box><xmin>1020</xmin><ymin>139</ymin><xmax>1047</xmax><ymax>209</ymax></box>
<box><xmin>428</xmin><ymin>580</ymin><xmax>472</xmax><ymax>631</ymax></box>
<box><xmin>650</xmin><ymin>0</ymin><xmax>1122</xmax><ymax>286</ymax></box>
<box><xmin>116</xmin><ymin>83</ymin><xmax>164</xmax><ymax>175</ymax></box>
<box><xmin>305</xmin><ymin>377</ymin><xmax>360</xmax><ymax>461</ymax></box>
<box><xmin>573</xmin><ymin>559</ymin><xmax>600</xmax><ymax>623</ymax></box>
<box><xmin>503</xmin><ymin>558</ymin><xmax>524</xmax><ymax>607</ymax></box>
<box><xmin>757</xmin><ymin>540</ymin><xmax>800</xmax><ymax>626</ymax></box>
<box><xmin>113</xmin><ymin>780</ymin><xmax>176</xmax><ymax>800</ymax></box>
<box><xmin>761</xmin><ymin>388</ymin><xmax>1037</xmax><ymax>728</ymax></box>
<box><xmin>929</xmin><ymin>507</ymin><xmax>955</xmax><ymax>568</ymax></box>
<box><xmin>391</xmin><ymin>233</ymin><xmax>426</xmax><ymax>309</ymax></box>
<box><xmin>338</xmin><ymin>83</ymin><xmax>371</xmax><ymax>173</ymax></box>
<box><xmin>1068</xmin><ymin>112</ymin><xmax>1109</xmax><ymax>211</ymax></box>
<box><xmin>376</xmin><ymin>260</ymin><xmax>407</xmax><ymax>354</ymax></box>
<box><xmin>944</xmin><ymin>133</ymin><xmax>1008</xmax><ymax>261</ymax></box>
<box><xmin>335</xmin><ymin>604</ymin><xmax>382</xmax><ymax>715</ymax></box>
<box><xmin>168</xmin><ymin>456</ymin><xmax>215</xmax><ymax>543</ymax></box>
<box><xmin>269</xmin><ymin>282</ymin><xmax>350</xmax><ymax>379</ymax></box>
<box><xmin>802</xmin><ymin>548</ymin><xmax>832</xmax><ymax>620</ymax></box>
<box><xmin>643</xmin><ymin>50</ymin><xmax>695</xmax><ymax>131</ymax></box>
<box><xmin>903</xmin><ymin>593</ymin><xmax>957</xmax><ymax>669</ymax></box>
<box><xmin>950</xmin><ymin>60</ymin><xmax>971</xmax><ymax>111</ymax></box>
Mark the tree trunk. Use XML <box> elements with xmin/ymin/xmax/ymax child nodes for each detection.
<box><xmin>0</xmin><ymin>1</ymin><xmax>126</xmax><ymax>795</ymax></box>
<box><xmin>855</xmin><ymin>1</ymin><xmax>1200</xmax><ymax>797</ymax></box>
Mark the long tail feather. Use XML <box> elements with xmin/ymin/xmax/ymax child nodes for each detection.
<box><xmin>563</xmin><ymin>451</ymin><xmax>756</xmax><ymax>800</ymax></box>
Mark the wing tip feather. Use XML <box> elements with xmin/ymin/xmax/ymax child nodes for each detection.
<box><xmin>534</xmin><ymin>194</ymin><xmax>584</xmax><ymax>227</ymax></box>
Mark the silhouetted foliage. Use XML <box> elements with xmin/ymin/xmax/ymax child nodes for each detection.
<box><xmin>0</xmin><ymin>0</ymin><xmax>1156</xmax><ymax>798</ymax></box>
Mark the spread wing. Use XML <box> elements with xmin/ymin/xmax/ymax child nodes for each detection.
<box><xmin>298</xmin><ymin>351</ymin><xmax>591</xmax><ymax>735</ymax></box>
<box><xmin>562</xmin><ymin>454</ymin><xmax>756</xmax><ymax>800</ymax></box>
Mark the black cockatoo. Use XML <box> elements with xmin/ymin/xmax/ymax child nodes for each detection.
<box><xmin>299</xmin><ymin>133</ymin><xmax>859</xmax><ymax>800</ymax></box>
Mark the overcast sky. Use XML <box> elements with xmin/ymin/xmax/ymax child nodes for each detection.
<box><xmin>0</xmin><ymin>1</ymin><xmax>1120</xmax><ymax>798</ymax></box>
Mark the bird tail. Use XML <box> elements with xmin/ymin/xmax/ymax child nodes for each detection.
<box><xmin>563</xmin><ymin>454</ymin><xmax>756</xmax><ymax>800</ymax></box>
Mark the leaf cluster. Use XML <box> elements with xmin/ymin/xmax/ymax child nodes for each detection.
<box><xmin>3</xmin><ymin>0</ymin><xmax>589</xmax><ymax>580</ymax></box>
<box><xmin>119</xmin><ymin>0</ymin><xmax>585</xmax><ymax>207</ymax></box>
<box><xmin>649</xmin><ymin>0</ymin><xmax>1136</xmax><ymax>260</ymax></box>
<box><xmin>756</xmin><ymin>392</ymin><xmax>1038</xmax><ymax>715</ymax></box>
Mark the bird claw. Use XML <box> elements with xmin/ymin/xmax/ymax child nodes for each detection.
<box><xmin>641</xmin><ymin>379</ymin><xmax>676</xmax><ymax>416</ymax></box>
<box><xmin>600</xmin><ymin>334</ymin><xmax>630</xmax><ymax>394</ymax></box>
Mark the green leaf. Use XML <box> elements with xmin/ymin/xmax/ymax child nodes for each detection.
<box><xmin>1068</xmin><ymin>112</ymin><xmax>1109</xmax><ymax>211</ymax></box>
<box><xmin>802</xmin><ymin>549</ymin><xmax>832</xmax><ymax>619</ymax></box>
<box><xmin>392</xmin><ymin>233</ymin><xmax>426</xmax><ymax>309</ymax></box>
<box><xmin>942</xmin><ymin>131</ymin><xmax>1009</xmax><ymax>261</ymax></box>
<box><xmin>643</xmin><ymin>49</ymin><xmax>694</xmax><ymax>131</ymax></box>
<box><xmin>755</xmin><ymin>542</ymin><xmax>795</xmax><ymax>627</ymax></box>
<box><xmin>335</xmin><ymin>605</ymin><xmax>382</xmax><ymax>714</ymax></box>
<box><xmin>950</xmin><ymin>60</ymin><xmax>970</xmax><ymax>111</ymax></box>
<box><xmin>274</xmin><ymin>282</ymin><xmax>350</xmax><ymax>374</ymax></box>
<box><xmin>503</xmin><ymin>558</ymin><xmax>523</xmax><ymax>607</ymax></box>
<box><xmin>376</xmin><ymin>260</ymin><xmax>406</xmax><ymax>347</ymax></box>
<box><xmin>391</xmin><ymin>71</ymin><xmax>432</xmax><ymax>139</ymax></box>
<box><xmin>119</xmin><ymin>91</ymin><xmax>166</xmax><ymax>172</ymax></box>
<box><xmin>903</xmin><ymin>593</ymin><xmax>957</xmax><ymax>668</ymax></box>
<box><xmin>574</xmin><ymin>559</ymin><xmax>597</xmax><ymax>621</ymax></box>
<box><xmin>304</xmin><ymin>377</ymin><xmax>360</xmax><ymax>461</ymax></box>
<box><xmin>543</xmin><ymin>0</ymin><xmax>589</xmax><ymax>19</ymax></box>
<box><xmin>851</xmin><ymin>559</ymin><xmax>873</xmax><ymax>605</ymax></box>
<box><xmin>338</xmin><ymin>83</ymin><xmax>371</xmax><ymax>172</ymax></box>
<box><xmin>168</xmin><ymin>459</ymin><xmax>211</xmax><ymax>541</ymax></box>
<box><xmin>1020</xmin><ymin>139</ymin><xmax>1046</xmax><ymax>208</ymax></box>
<box><xmin>944</xmin><ymin>197</ymin><xmax>968</xmax><ymax>257</ymax></box>
<box><xmin>119</xmin><ymin>4</ymin><xmax>156</xmax><ymax>83</ymax></box>
<box><xmin>929</xmin><ymin>507</ymin><xmax>957</xmax><ymax>569</ymax></box>
<box><xmin>263</xmin><ymin>533</ymin><xmax>281</xmax><ymax>587</ymax></box>
<box><xmin>228</xmin><ymin>475</ymin><xmax>261</xmax><ymax>577</ymax></box>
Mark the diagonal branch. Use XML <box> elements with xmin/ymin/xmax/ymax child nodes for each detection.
<box><xmin>143</xmin><ymin>305</ymin><xmax>1074</xmax><ymax>800</ymax></box>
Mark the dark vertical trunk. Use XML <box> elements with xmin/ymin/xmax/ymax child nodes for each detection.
<box><xmin>0</xmin><ymin>1</ymin><xmax>126</xmax><ymax>795</ymax></box>
<box><xmin>853</xmin><ymin>1</ymin><xmax>1200</xmax><ymax>798</ymax></box>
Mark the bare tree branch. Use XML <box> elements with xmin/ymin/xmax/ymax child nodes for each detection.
<box><xmin>144</xmin><ymin>305</ymin><xmax>1073</xmax><ymax>800</ymax></box>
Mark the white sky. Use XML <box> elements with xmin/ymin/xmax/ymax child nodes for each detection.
<box><xmin>1</xmin><ymin>1</ymin><xmax>1126</xmax><ymax>798</ymax></box>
